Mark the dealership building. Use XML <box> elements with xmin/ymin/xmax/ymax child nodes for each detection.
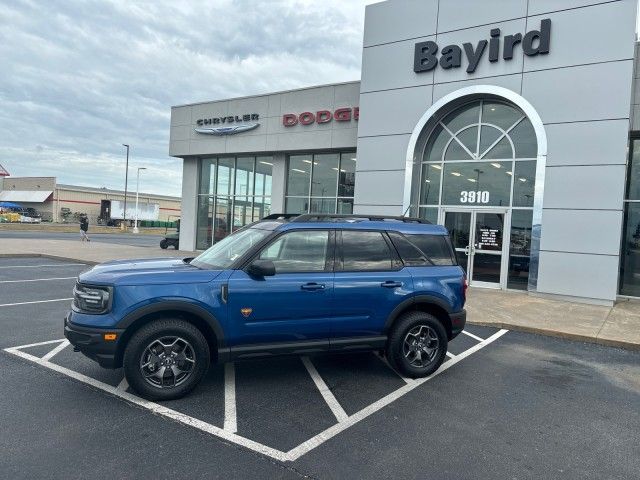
<box><xmin>170</xmin><ymin>0</ymin><xmax>640</xmax><ymax>306</ymax></box>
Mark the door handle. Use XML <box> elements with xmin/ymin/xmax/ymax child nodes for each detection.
<box><xmin>464</xmin><ymin>245</ymin><xmax>471</xmax><ymax>256</ymax></box>
<box><xmin>301</xmin><ymin>282</ymin><xmax>325</xmax><ymax>291</ymax></box>
<box><xmin>381</xmin><ymin>281</ymin><xmax>403</xmax><ymax>288</ymax></box>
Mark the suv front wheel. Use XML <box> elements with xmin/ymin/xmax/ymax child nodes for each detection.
<box><xmin>123</xmin><ymin>319</ymin><xmax>210</xmax><ymax>401</ymax></box>
<box><xmin>386</xmin><ymin>311</ymin><xmax>448</xmax><ymax>379</ymax></box>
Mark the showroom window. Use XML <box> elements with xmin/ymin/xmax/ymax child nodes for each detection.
<box><xmin>196</xmin><ymin>156</ymin><xmax>273</xmax><ymax>249</ymax></box>
<box><xmin>285</xmin><ymin>152</ymin><xmax>356</xmax><ymax>215</ymax></box>
<box><xmin>619</xmin><ymin>135</ymin><xmax>640</xmax><ymax>296</ymax></box>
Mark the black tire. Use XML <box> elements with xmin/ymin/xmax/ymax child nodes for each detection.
<box><xmin>386</xmin><ymin>311</ymin><xmax>448</xmax><ymax>378</ymax></box>
<box><xmin>172</xmin><ymin>241</ymin><xmax>179</xmax><ymax>250</ymax></box>
<box><xmin>160</xmin><ymin>239</ymin><xmax>168</xmax><ymax>249</ymax></box>
<box><xmin>123</xmin><ymin>319</ymin><xmax>210</xmax><ymax>401</ymax></box>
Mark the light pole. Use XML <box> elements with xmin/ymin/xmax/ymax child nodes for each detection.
<box><xmin>133</xmin><ymin>167</ymin><xmax>147</xmax><ymax>234</ymax></box>
<box><xmin>122</xmin><ymin>144</ymin><xmax>130</xmax><ymax>229</ymax></box>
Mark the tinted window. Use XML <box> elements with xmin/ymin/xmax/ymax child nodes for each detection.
<box><xmin>259</xmin><ymin>230</ymin><xmax>329</xmax><ymax>273</ymax></box>
<box><xmin>342</xmin><ymin>231</ymin><xmax>393</xmax><ymax>271</ymax></box>
<box><xmin>393</xmin><ymin>233</ymin><xmax>455</xmax><ymax>266</ymax></box>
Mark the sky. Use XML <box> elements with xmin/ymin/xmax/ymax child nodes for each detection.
<box><xmin>0</xmin><ymin>0</ymin><xmax>377</xmax><ymax>197</ymax></box>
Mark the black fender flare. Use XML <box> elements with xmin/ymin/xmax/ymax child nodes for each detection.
<box><xmin>119</xmin><ymin>301</ymin><xmax>225</xmax><ymax>349</ymax></box>
<box><xmin>384</xmin><ymin>295</ymin><xmax>453</xmax><ymax>333</ymax></box>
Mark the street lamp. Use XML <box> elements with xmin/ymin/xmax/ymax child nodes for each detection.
<box><xmin>132</xmin><ymin>167</ymin><xmax>147</xmax><ymax>234</ymax></box>
<box><xmin>122</xmin><ymin>144</ymin><xmax>130</xmax><ymax>228</ymax></box>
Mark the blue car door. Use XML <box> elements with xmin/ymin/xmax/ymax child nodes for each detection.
<box><xmin>226</xmin><ymin>229</ymin><xmax>335</xmax><ymax>348</ymax></box>
<box><xmin>332</xmin><ymin>230</ymin><xmax>413</xmax><ymax>340</ymax></box>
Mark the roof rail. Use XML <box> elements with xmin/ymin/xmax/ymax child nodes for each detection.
<box><xmin>291</xmin><ymin>214</ymin><xmax>431</xmax><ymax>224</ymax></box>
<box><xmin>262</xmin><ymin>213</ymin><xmax>300</xmax><ymax>221</ymax></box>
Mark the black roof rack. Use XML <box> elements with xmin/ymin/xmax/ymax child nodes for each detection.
<box><xmin>290</xmin><ymin>214</ymin><xmax>431</xmax><ymax>224</ymax></box>
<box><xmin>262</xmin><ymin>213</ymin><xmax>301</xmax><ymax>221</ymax></box>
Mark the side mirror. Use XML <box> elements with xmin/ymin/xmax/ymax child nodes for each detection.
<box><xmin>247</xmin><ymin>260</ymin><xmax>276</xmax><ymax>277</ymax></box>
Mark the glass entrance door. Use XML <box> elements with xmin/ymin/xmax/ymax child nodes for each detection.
<box><xmin>444</xmin><ymin>210</ymin><xmax>506</xmax><ymax>288</ymax></box>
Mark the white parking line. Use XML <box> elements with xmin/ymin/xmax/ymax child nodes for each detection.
<box><xmin>461</xmin><ymin>330</ymin><xmax>485</xmax><ymax>342</ymax></box>
<box><xmin>446</xmin><ymin>352</ymin><xmax>456</xmax><ymax>359</ymax></box>
<box><xmin>117</xmin><ymin>377</ymin><xmax>129</xmax><ymax>391</ymax></box>
<box><xmin>374</xmin><ymin>352</ymin><xmax>415</xmax><ymax>385</ymax></box>
<box><xmin>0</xmin><ymin>277</ymin><xmax>76</xmax><ymax>284</ymax></box>
<box><xmin>0</xmin><ymin>264</ymin><xmax>85</xmax><ymax>269</ymax></box>
<box><xmin>41</xmin><ymin>340</ymin><xmax>70</xmax><ymax>361</ymax></box>
<box><xmin>224</xmin><ymin>363</ymin><xmax>237</xmax><ymax>433</ymax></box>
<box><xmin>4</xmin><ymin>328</ymin><xmax>509</xmax><ymax>462</ymax></box>
<box><xmin>0</xmin><ymin>298</ymin><xmax>73</xmax><ymax>308</ymax></box>
<box><xmin>302</xmin><ymin>357</ymin><xmax>349</xmax><ymax>422</ymax></box>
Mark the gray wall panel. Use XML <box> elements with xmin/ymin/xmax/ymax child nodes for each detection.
<box><xmin>432</xmin><ymin>74</ymin><xmax>522</xmax><ymax>103</ymax></box>
<box><xmin>171</xmin><ymin>107</ymin><xmax>191</xmax><ymax>126</ymax></box>
<box><xmin>227</xmin><ymin>96</ymin><xmax>271</xmax><ymax>119</ymax></box>
<box><xmin>537</xmin><ymin>251</ymin><xmax>619</xmax><ymax>301</ymax></box>
<box><xmin>358</xmin><ymin>86</ymin><xmax>432</xmax><ymax>137</ymax></box>
<box><xmin>524</xmin><ymin>2</ymin><xmax>636</xmax><ymax>72</ymax></box>
<box><xmin>280</xmin><ymin>86</ymin><xmax>339</xmax><ymax>114</ymax></box>
<box><xmin>522</xmin><ymin>61</ymin><xmax>634</xmax><ymax>123</ymax></box>
<box><xmin>355</xmin><ymin>135</ymin><xmax>411</xmax><ymax>171</ymax></box>
<box><xmin>434</xmin><ymin>19</ymin><xmax>527</xmax><ymax>84</ymax></box>
<box><xmin>528</xmin><ymin>0</ymin><xmax>628</xmax><ymax>16</ymax></box>
<box><xmin>331</xmin><ymin>127</ymin><xmax>359</xmax><ymax>149</ymax></box>
<box><xmin>363</xmin><ymin>0</ymin><xmax>438</xmax><ymax>47</ymax></box>
<box><xmin>179</xmin><ymin>158</ymin><xmax>199</xmax><ymax>252</ymax></box>
<box><xmin>543</xmin><ymin>165</ymin><xmax>626</xmax><ymax>210</ymax></box>
<box><xmin>545</xmin><ymin>120</ymin><xmax>630</xmax><ymax>167</ymax></box>
<box><xmin>540</xmin><ymin>209</ymin><xmax>624</xmax><ymax>255</ymax></box>
<box><xmin>362</xmin><ymin>37</ymin><xmax>435</xmax><ymax>93</ymax></box>
<box><xmin>353</xmin><ymin>170</ymin><xmax>406</xmax><ymax>205</ymax></box>
<box><xmin>225</xmin><ymin>134</ymin><xmax>268</xmax><ymax>153</ymax></box>
<box><xmin>437</xmin><ymin>0</ymin><xmax>527</xmax><ymax>33</ymax></box>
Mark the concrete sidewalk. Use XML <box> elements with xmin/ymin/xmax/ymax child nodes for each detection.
<box><xmin>1</xmin><ymin>238</ymin><xmax>638</xmax><ymax>351</ymax></box>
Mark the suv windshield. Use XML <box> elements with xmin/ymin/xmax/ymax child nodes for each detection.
<box><xmin>190</xmin><ymin>227</ymin><xmax>272</xmax><ymax>270</ymax></box>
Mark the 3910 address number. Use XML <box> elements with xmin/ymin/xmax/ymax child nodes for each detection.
<box><xmin>460</xmin><ymin>191</ymin><xmax>490</xmax><ymax>204</ymax></box>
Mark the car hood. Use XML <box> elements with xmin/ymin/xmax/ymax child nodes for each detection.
<box><xmin>78</xmin><ymin>257</ymin><xmax>223</xmax><ymax>286</ymax></box>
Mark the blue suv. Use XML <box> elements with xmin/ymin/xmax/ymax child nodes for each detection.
<box><xmin>65</xmin><ymin>214</ymin><xmax>467</xmax><ymax>400</ymax></box>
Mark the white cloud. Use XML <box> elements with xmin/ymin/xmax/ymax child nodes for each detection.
<box><xmin>0</xmin><ymin>0</ymin><xmax>377</xmax><ymax>196</ymax></box>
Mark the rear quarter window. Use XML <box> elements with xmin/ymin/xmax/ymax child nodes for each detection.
<box><xmin>389</xmin><ymin>232</ymin><xmax>456</xmax><ymax>266</ymax></box>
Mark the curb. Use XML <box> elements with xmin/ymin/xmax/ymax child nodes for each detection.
<box><xmin>0</xmin><ymin>253</ymin><xmax>98</xmax><ymax>265</ymax></box>
<box><xmin>469</xmin><ymin>320</ymin><xmax>640</xmax><ymax>351</ymax></box>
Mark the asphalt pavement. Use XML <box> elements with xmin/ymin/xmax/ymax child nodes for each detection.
<box><xmin>0</xmin><ymin>230</ymin><xmax>164</xmax><ymax>247</ymax></box>
<box><xmin>1</xmin><ymin>257</ymin><xmax>638</xmax><ymax>480</ymax></box>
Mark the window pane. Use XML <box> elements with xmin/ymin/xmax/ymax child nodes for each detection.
<box><xmin>444</xmin><ymin>139</ymin><xmax>474</xmax><ymax>161</ymax></box>
<box><xmin>420</xmin><ymin>164</ymin><xmax>442</xmax><ymax>205</ymax></box>
<box><xmin>285</xmin><ymin>197</ymin><xmax>308</xmax><ymax>214</ymax></box>
<box><xmin>442</xmin><ymin>101</ymin><xmax>480</xmax><ymax>134</ymax></box>
<box><xmin>217</xmin><ymin>158</ymin><xmax>234</xmax><ymax>196</ymax></box>
<box><xmin>508</xmin><ymin>210</ymin><xmax>533</xmax><ymax>290</ymax></box>
<box><xmin>510</xmin><ymin>118</ymin><xmax>538</xmax><ymax>158</ymax></box>
<box><xmin>513</xmin><ymin>161</ymin><xmax>536</xmax><ymax>207</ymax></box>
<box><xmin>478</xmin><ymin>126</ymin><xmax>503</xmax><ymax>157</ymax></box>
<box><xmin>442</xmin><ymin>161</ymin><xmax>511</xmax><ymax>206</ymax></box>
<box><xmin>310</xmin><ymin>198</ymin><xmax>336</xmax><ymax>214</ymax></box>
<box><xmin>259</xmin><ymin>230</ymin><xmax>329</xmax><ymax>273</ymax></box>
<box><xmin>338</xmin><ymin>153</ymin><xmax>356</xmax><ymax>197</ymax></box>
<box><xmin>311</xmin><ymin>154</ymin><xmax>339</xmax><ymax>197</ymax></box>
<box><xmin>418</xmin><ymin>207</ymin><xmax>438</xmax><ymax>224</ymax></box>
<box><xmin>196</xmin><ymin>196</ymin><xmax>214</xmax><ymax>250</ymax></box>
<box><xmin>337</xmin><ymin>199</ymin><xmax>353</xmax><ymax>214</ymax></box>
<box><xmin>214</xmin><ymin>196</ymin><xmax>232</xmax><ymax>242</ymax></box>
<box><xmin>235</xmin><ymin>157</ymin><xmax>254</xmax><ymax>196</ymax></box>
<box><xmin>483</xmin><ymin>136</ymin><xmax>513</xmax><ymax>159</ymax></box>
<box><xmin>423</xmin><ymin>124</ymin><xmax>451</xmax><ymax>162</ymax></box>
<box><xmin>232</xmin><ymin>196</ymin><xmax>252</xmax><ymax>231</ymax></box>
<box><xmin>287</xmin><ymin>155</ymin><xmax>311</xmax><ymax>196</ymax></box>
<box><xmin>342</xmin><ymin>231</ymin><xmax>393</xmax><ymax>271</ymax></box>
<box><xmin>405</xmin><ymin>234</ymin><xmax>456</xmax><ymax>266</ymax></box>
<box><xmin>482</xmin><ymin>101</ymin><xmax>523</xmax><ymax>131</ymax></box>
<box><xmin>200</xmin><ymin>159</ymin><xmax>216</xmax><ymax>195</ymax></box>
<box><xmin>255</xmin><ymin>157</ymin><xmax>273</xmax><ymax>197</ymax></box>
<box><xmin>252</xmin><ymin>197</ymin><xmax>271</xmax><ymax>221</ymax></box>
<box><xmin>626</xmin><ymin>139</ymin><xmax>640</xmax><ymax>200</ymax></box>
<box><xmin>456</xmin><ymin>127</ymin><xmax>478</xmax><ymax>156</ymax></box>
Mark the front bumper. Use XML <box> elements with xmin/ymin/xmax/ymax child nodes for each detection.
<box><xmin>450</xmin><ymin>309</ymin><xmax>467</xmax><ymax>339</ymax></box>
<box><xmin>64</xmin><ymin>312</ymin><xmax>124</xmax><ymax>369</ymax></box>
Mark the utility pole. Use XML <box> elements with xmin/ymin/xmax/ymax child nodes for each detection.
<box><xmin>122</xmin><ymin>144</ymin><xmax>130</xmax><ymax>228</ymax></box>
<box><xmin>133</xmin><ymin>167</ymin><xmax>146</xmax><ymax>234</ymax></box>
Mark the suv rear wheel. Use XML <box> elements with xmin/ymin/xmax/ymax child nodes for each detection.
<box><xmin>386</xmin><ymin>311</ymin><xmax>447</xmax><ymax>378</ymax></box>
<box><xmin>123</xmin><ymin>319</ymin><xmax>210</xmax><ymax>401</ymax></box>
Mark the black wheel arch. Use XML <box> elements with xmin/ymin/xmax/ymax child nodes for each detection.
<box><xmin>385</xmin><ymin>295</ymin><xmax>454</xmax><ymax>340</ymax></box>
<box><xmin>114</xmin><ymin>301</ymin><xmax>225</xmax><ymax>368</ymax></box>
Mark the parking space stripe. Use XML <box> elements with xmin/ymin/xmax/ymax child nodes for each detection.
<box><xmin>0</xmin><ymin>298</ymin><xmax>73</xmax><ymax>308</ymax></box>
<box><xmin>302</xmin><ymin>357</ymin><xmax>349</xmax><ymax>422</ymax></box>
<box><xmin>0</xmin><ymin>264</ymin><xmax>85</xmax><ymax>269</ymax></box>
<box><xmin>224</xmin><ymin>363</ymin><xmax>237</xmax><ymax>433</ymax></box>
<box><xmin>117</xmin><ymin>377</ymin><xmax>129</xmax><ymax>391</ymax></box>
<box><xmin>446</xmin><ymin>352</ymin><xmax>456</xmax><ymax>359</ymax></box>
<box><xmin>461</xmin><ymin>330</ymin><xmax>485</xmax><ymax>342</ymax></box>
<box><xmin>0</xmin><ymin>277</ymin><xmax>77</xmax><ymax>284</ymax></box>
<box><xmin>4</xmin><ymin>339</ymin><xmax>67</xmax><ymax>350</ymax></box>
<box><xmin>41</xmin><ymin>340</ymin><xmax>70</xmax><ymax>361</ymax></box>
<box><xmin>374</xmin><ymin>352</ymin><xmax>415</xmax><ymax>385</ymax></box>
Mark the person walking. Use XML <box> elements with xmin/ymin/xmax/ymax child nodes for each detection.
<box><xmin>80</xmin><ymin>215</ymin><xmax>90</xmax><ymax>242</ymax></box>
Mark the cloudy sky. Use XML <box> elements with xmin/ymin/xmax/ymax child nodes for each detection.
<box><xmin>0</xmin><ymin>0</ymin><xmax>376</xmax><ymax>197</ymax></box>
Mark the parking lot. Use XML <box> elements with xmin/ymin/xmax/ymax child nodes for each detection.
<box><xmin>1</xmin><ymin>256</ymin><xmax>639</xmax><ymax>480</ymax></box>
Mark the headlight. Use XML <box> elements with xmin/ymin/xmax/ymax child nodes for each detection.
<box><xmin>73</xmin><ymin>283</ymin><xmax>112</xmax><ymax>314</ymax></box>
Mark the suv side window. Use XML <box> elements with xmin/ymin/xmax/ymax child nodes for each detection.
<box><xmin>388</xmin><ymin>232</ymin><xmax>456</xmax><ymax>266</ymax></box>
<box><xmin>258</xmin><ymin>230</ymin><xmax>331</xmax><ymax>273</ymax></box>
<box><xmin>341</xmin><ymin>231</ymin><xmax>394</xmax><ymax>271</ymax></box>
